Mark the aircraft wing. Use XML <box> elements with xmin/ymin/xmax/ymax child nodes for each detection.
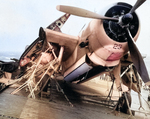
<box><xmin>44</xmin><ymin>28</ymin><xmax>79</xmax><ymax>61</ymax></box>
<box><xmin>19</xmin><ymin>13</ymin><xmax>73</xmax><ymax>63</ymax></box>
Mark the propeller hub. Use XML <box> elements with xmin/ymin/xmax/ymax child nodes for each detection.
<box><xmin>103</xmin><ymin>2</ymin><xmax>139</xmax><ymax>43</ymax></box>
<box><xmin>121</xmin><ymin>13</ymin><xmax>133</xmax><ymax>25</ymax></box>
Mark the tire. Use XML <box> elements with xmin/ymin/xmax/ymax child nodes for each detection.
<box><xmin>116</xmin><ymin>92</ymin><xmax>131</xmax><ymax>114</ymax></box>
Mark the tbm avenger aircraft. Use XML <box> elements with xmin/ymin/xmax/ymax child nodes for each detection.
<box><xmin>0</xmin><ymin>0</ymin><xmax>149</xmax><ymax>116</ymax></box>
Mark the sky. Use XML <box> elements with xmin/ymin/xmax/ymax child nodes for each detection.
<box><xmin>0</xmin><ymin>0</ymin><xmax>150</xmax><ymax>57</ymax></box>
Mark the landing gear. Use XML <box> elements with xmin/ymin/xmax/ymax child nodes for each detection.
<box><xmin>115</xmin><ymin>92</ymin><xmax>132</xmax><ymax>114</ymax></box>
<box><xmin>148</xmin><ymin>94</ymin><xmax>150</xmax><ymax>101</ymax></box>
<box><xmin>0</xmin><ymin>83</ymin><xmax>7</xmax><ymax>92</ymax></box>
<box><xmin>0</xmin><ymin>69</ymin><xmax>9</xmax><ymax>92</ymax></box>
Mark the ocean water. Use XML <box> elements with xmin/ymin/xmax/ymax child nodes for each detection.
<box><xmin>0</xmin><ymin>52</ymin><xmax>21</xmax><ymax>62</ymax></box>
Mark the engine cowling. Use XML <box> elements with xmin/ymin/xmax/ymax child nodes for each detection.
<box><xmin>81</xmin><ymin>2</ymin><xmax>140</xmax><ymax>67</ymax></box>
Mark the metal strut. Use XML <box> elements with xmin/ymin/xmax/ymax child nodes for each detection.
<box><xmin>120</xmin><ymin>64</ymin><xmax>135</xmax><ymax>118</ymax></box>
<box><xmin>53</xmin><ymin>77</ymin><xmax>74</xmax><ymax>107</ymax></box>
<box><xmin>105</xmin><ymin>72</ymin><xmax>115</xmax><ymax>105</ymax></box>
<box><xmin>11</xmin><ymin>42</ymin><xmax>64</xmax><ymax>99</ymax></box>
<box><xmin>121</xmin><ymin>64</ymin><xmax>146</xmax><ymax>113</ymax></box>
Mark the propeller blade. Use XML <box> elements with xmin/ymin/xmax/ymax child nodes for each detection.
<box><xmin>56</xmin><ymin>5</ymin><xmax>118</xmax><ymax>22</ymax></box>
<box><xmin>126</xmin><ymin>28</ymin><xmax>149</xmax><ymax>83</ymax></box>
<box><xmin>129</xmin><ymin>0</ymin><xmax>146</xmax><ymax>14</ymax></box>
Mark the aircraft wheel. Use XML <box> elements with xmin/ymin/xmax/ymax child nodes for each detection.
<box><xmin>116</xmin><ymin>92</ymin><xmax>131</xmax><ymax>114</ymax></box>
<box><xmin>148</xmin><ymin>94</ymin><xmax>150</xmax><ymax>101</ymax></box>
<box><xmin>0</xmin><ymin>83</ymin><xmax>7</xmax><ymax>92</ymax></box>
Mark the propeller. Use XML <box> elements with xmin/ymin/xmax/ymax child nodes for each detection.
<box><xmin>56</xmin><ymin>5</ymin><xmax>118</xmax><ymax>22</ymax></box>
<box><xmin>125</xmin><ymin>28</ymin><xmax>149</xmax><ymax>83</ymax></box>
<box><xmin>56</xmin><ymin>0</ymin><xmax>149</xmax><ymax>83</ymax></box>
<box><xmin>123</xmin><ymin>0</ymin><xmax>149</xmax><ymax>83</ymax></box>
<box><xmin>129</xmin><ymin>0</ymin><xmax>146</xmax><ymax>14</ymax></box>
<box><xmin>119</xmin><ymin>0</ymin><xmax>146</xmax><ymax>26</ymax></box>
